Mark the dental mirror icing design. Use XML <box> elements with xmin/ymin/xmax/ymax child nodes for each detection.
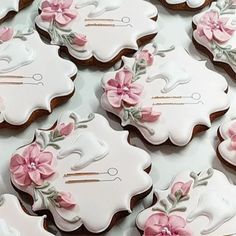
<box><xmin>0</xmin><ymin>0</ymin><xmax>33</xmax><ymax>23</ymax></box>
<box><xmin>136</xmin><ymin>169</ymin><xmax>236</xmax><ymax>236</ymax></box>
<box><xmin>193</xmin><ymin>0</ymin><xmax>236</xmax><ymax>79</ymax></box>
<box><xmin>217</xmin><ymin>119</ymin><xmax>236</xmax><ymax>168</ymax></box>
<box><xmin>10</xmin><ymin>111</ymin><xmax>152</xmax><ymax>233</ymax></box>
<box><xmin>0</xmin><ymin>27</ymin><xmax>77</xmax><ymax>128</ymax></box>
<box><xmin>101</xmin><ymin>42</ymin><xmax>229</xmax><ymax>146</ymax></box>
<box><xmin>35</xmin><ymin>0</ymin><xmax>158</xmax><ymax>66</ymax></box>
<box><xmin>0</xmin><ymin>194</ymin><xmax>53</xmax><ymax>236</ymax></box>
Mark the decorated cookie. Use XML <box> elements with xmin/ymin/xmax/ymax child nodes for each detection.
<box><xmin>217</xmin><ymin>118</ymin><xmax>236</xmax><ymax>168</ymax></box>
<box><xmin>101</xmin><ymin>42</ymin><xmax>229</xmax><ymax>146</ymax></box>
<box><xmin>0</xmin><ymin>194</ymin><xmax>54</xmax><ymax>235</ymax></box>
<box><xmin>159</xmin><ymin>0</ymin><xmax>212</xmax><ymax>11</ymax></box>
<box><xmin>136</xmin><ymin>168</ymin><xmax>236</xmax><ymax>236</ymax></box>
<box><xmin>0</xmin><ymin>0</ymin><xmax>33</xmax><ymax>23</ymax></box>
<box><xmin>10</xmin><ymin>111</ymin><xmax>152</xmax><ymax>233</ymax></box>
<box><xmin>0</xmin><ymin>26</ymin><xmax>77</xmax><ymax>128</ymax></box>
<box><xmin>34</xmin><ymin>0</ymin><xmax>158</xmax><ymax>67</ymax></box>
<box><xmin>193</xmin><ymin>0</ymin><xmax>236</xmax><ymax>79</ymax></box>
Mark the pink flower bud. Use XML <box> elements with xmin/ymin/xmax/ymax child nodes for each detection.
<box><xmin>56</xmin><ymin>192</ymin><xmax>76</xmax><ymax>209</ymax></box>
<box><xmin>140</xmin><ymin>107</ymin><xmax>160</xmax><ymax>122</ymax></box>
<box><xmin>0</xmin><ymin>27</ymin><xmax>14</xmax><ymax>42</ymax></box>
<box><xmin>171</xmin><ymin>181</ymin><xmax>192</xmax><ymax>198</ymax></box>
<box><xmin>72</xmin><ymin>33</ymin><xmax>87</xmax><ymax>46</ymax></box>
<box><xmin>57</xmin><ymin>122</ymin><xmax>74</xmax><ymax>136</ymax></box>
<box><xmin>136</xmin><ymin>50</ymin><xmax>154</xmax><ymax>66</ymax></box>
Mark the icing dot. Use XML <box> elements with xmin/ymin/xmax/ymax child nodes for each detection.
<box><xmin>28</xmin><ymin>162</ymin><xmax>37</xmax><ymax>170</ymax></box>
<box><xmin>161</xmin><ymin>227</ymin><xmax>172</xmax><ymax>235</ymax></box>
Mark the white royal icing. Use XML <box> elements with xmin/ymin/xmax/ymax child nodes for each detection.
<box><xmin>35</xmin><ymin>0</ymin><xmax>158</xmax><ymax>63</ymax></box>
<box><xmin>0</xmin><ymin>29</ymin><xmax>77</xmax><ymax>126</ymax></box>
<box><xmin>75</xmin><ymin>0</ymin><xmax>124</xmax><ymax>18</ymax></box>
<box><xmin>0</xmin><ymin>219</ymin><xmax>20</xmax><ymax>236</ymax></box>
<box><xmin>193</xmin><ymin>0</ymin><xmax>236</xmax><ymax>74</ymax></box>
<box><xmin>101</xmin><ymin>43</ymin><xmax>229</xmax><ymax>146</ymax></box>
<box><xmin>0</xmin><ymin>0</ymin><xmax>20</xmax><ymax>21</ymax></box>
<box><xmin>218</xmin><ymin>119</ymin><xmax>236</xmax><ymax>166</ymax></box>
<box><xmin>136</xmin><ymin>169</ymin><xmax>236</xmax><ymax>236</ymax></box>
<box><xmin>166</xmin><ymin>0</ymin><xmax>206</xmax><ymax>8</ymax></box>
<box><xmin>10</xmin><ymin>112</ymin><xmax>152</xmax><ymax>233</ymax></box>
<box><xmin>0</xmin><ymin>194</ymin><xmax>53</xmax><ymax>236</ymax></box>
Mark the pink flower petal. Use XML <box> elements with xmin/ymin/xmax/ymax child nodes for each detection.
<box><xmin>145</xmin><ymin>213</ymin><xmax>169</xmax><ymax>228</ymax></box>
<box><xmin>28</xmin><ymin>170</ymin><xmax>43</xmax><ymax>186</ymax></box>
<box><xmin>106</xmin><ymin>90</ymin><xmax>123</xmax><ymax>108</ymax></box>
<box><xmin>169</xmin><ymin>215</ymin><xmax>186</xmax><ymax>229</ymax></box>
<box><xmin>10</xmin><ymin>154</ymin><xmax>25</xmax><ymax>172</ymax></box>
<box><xmin>37</xmin><ymin>164</ymin><xmax>55</xmax><ymax>178</ymax></box>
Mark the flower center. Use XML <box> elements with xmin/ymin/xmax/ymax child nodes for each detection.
<box><xmin>161</xmin><ymin>227</ymin><xmax>172</xmax><ymax>235</ymax></box>
<box><xmin>122</xmin><ymin>86</ymin><xmax>130</xmax><ymax>92</ymax></box>
<box><xmin>212</xmin><ymin>22</ymin><xmax>220</xmax><ymax>29</ymax></box>
<box><xmin>28</xmin><ymin>162</ymin><xmax>37</xmax><ymax>170</ymax></box>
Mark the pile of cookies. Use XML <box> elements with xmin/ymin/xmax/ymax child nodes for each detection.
<box><xmin>1</xmin><ymin>0</ymin><xmax>236</xmax><ymax>235</ymax></box>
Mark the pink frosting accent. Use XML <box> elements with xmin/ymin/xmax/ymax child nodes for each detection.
<box><xmin>10</xmin><ymin>144</ymin><xmax>55</xmax><ymax>186</ymax></box>
<box><xmin>105</xmin><ymin>68</ymin><xmax>143</xmax><ymax>108</ymax></box>
<box><xmin>228</xmin><ymin>121</ymin><xmax>236</xmax><ymax>149</ymax></box>
<box><xmin>144</xmin><ymin>213</ymin><xmax>191</xmax><ymax>236</ymax></box>
<box><xmin>41</xmin><ymin>0</ymin><xmax>77</xmax><ymax>26</ymax></box>
<box><xmin>72</xmin><ymin>33</ymin><xmax>87</xmax><ymax>46</ymax></box>
<box><xmin>56</xmin><ymin>192</ymin><xmax>76</xmax><ymax>209</ymax></box>
<box><xmin>136</xmin><ymin>50</ymin><xmax>154</xmax><ymax>66</ymax></box>
<box><xmin>197</xmin><ymin>11</ymin><xmax>235</xmax><ymax>43</ymax></box>
<box><xmin>0</xmin><ymin>27</ymin><xmax>14</xmax><ymax>42</ymax></box>
<box><xmin>56</xmin><ymin>122</ymin><xmax>74</xmax><ymax>136</ymax></box>
<box><xmin>171</xmin><ymin>181</ymin><xmax>192</xmax><ymax>197</ymax></box>
<box><xmin>140</xmin><ymin>107</ymin><xmax>161</xmax><ymax>122</ymax></box>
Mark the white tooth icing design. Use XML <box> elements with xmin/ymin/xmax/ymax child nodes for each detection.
<box><xmin>165</xmin><ymin>0</ymin><xmax>209</xmax><ymax>9</ymax></box>
<box><xmin>75</xmin><ymin>0</ymin><xmax>124</xmax><ymax>17</ymax></box>
<box><xmin>10</xmin><ymin>112</ymin><xmax>152</xmax><ymax>233</ymax></box>
<box><xmin>0</xmin><ymin>194</ymin><xmax>53</xmax><ymax>236</ymax></box>
<box><xmin>101</xmin><ymin>42</ymin><xmax>229</xmax><ymax>146</ymax></box>
<box><xmin>136</xmin><ymin>169</ymin><xmax>236</xmax><ymax>236</ymax></box>
<box><xmin>0</xmin><ymin>0</ymin><xmax>21</xmax><ymax>21</ymax></box>
<box><xmin>193</xmin><ymin>0</ymin><xmax>236</xmax><ymax>77</ymax></box>
<box><xmin>0</xmin><ymin>28</ymin><xmax>77</xmax><ymax>127</ymax></box>
<box><xmin>218</xmin><ymin>119</ymin><xmax>236</xmax><ymax>167</ymax></box>
<box><xmin>35</xmin><ymin>0</ymin><xmax>158</xmax><ymax>65</ymax></box>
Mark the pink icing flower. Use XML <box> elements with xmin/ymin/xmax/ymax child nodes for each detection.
<box><xmin>105</xmin><ymin>68</ymin><xmax>143</xmax><ymax>108</ymax></box>
<box><xmin>140</xmin><ymin>107</ymin><xmax>161</xmax><ymax>122</ymax></box>
<box><xmin>144</xmin><ymin>213</ymin><xmax>191</xmax><ymax>236</ymax></box>
<box><xmin>228</xmin><ymin>121</ymin><xmax>236</xmax><ymax>149</ymax></box>
<box><xmin>136</xmin><ymin>50</ymin><xmax>154</xmax><ymax>66</ymax></box>
<box><xmin>41</xmin><ymin>0</ymin><xmax>77</xmax><ymax>26</ymax></box>
<box><xmin>197</xmin><ymin>11</ymin><xmax>235</xmax><ymax>43</ymax></box>
<box><xmin>72</xmin><ymin>33</ymin><xmax>87</xmax><ymax>46</ymax></box>
<box><xmin>55</xmin><ymin>122</ymin><xmax>74</xmax><ymax>136</ymax></box>
<box><xmin>171</xmin><ymin>181</ymin><xmax>192</xmax><ymax>198</ymax></box>
<box><xmin>56</xmin><ymin>192</ymin><xmax>76</xmax><ymax>209</ymax></box>
<box><xmin>0</xmin><ymin>27</ymin><xmax>14</xmax><ymax>42</ymax></box>
<box><xmin>10</xmin><ymin>144</ymin><xmax>55</xmax><ymax>186</ymax></box>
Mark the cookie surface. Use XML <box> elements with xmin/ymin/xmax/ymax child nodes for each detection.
<box><xmin>217</xmin><ymin>119</ymin><xmax>236</xmax><ymax>168</ymax></box>
<box><xmin>101</xmin><ymin>42</ymin><xmax>229</xmax><ymax>146</ymax></box>
<box><xmin>35</xmin><ymin>0</ymin><xmax>158</xmax><ymax>67</ymax></box>
<box><xmin>0</xmin><ymin>194</ymin><xmax>53</xmax><ymax>235</ymax></box>
<box><xmin>10</xmin><ymin>111</ymin><xmax>152</xmax><ymax>233</ymax></box>
<box><xmin>0</xmin><ymin>0</ymin><xmax>33</xmax><ymax>23</ymax></box>
<box><xmin>136</xmin><ymin>168</ymin><xmax>236</xmax><ymax>236</ymax></box>
<box><xmin>193</xmin><ymin>0</ymin><xmax>236</xmax><ymax>79</ymax></box>
<box><xmin>159</xmin><ymin>0</ymin><xmax>212</xmax><ymax>11</ymax></box>
<box><xmin>0</xmin><ymin>27</ymin><xmax>77</xmax><ymax>128</ymax></box>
